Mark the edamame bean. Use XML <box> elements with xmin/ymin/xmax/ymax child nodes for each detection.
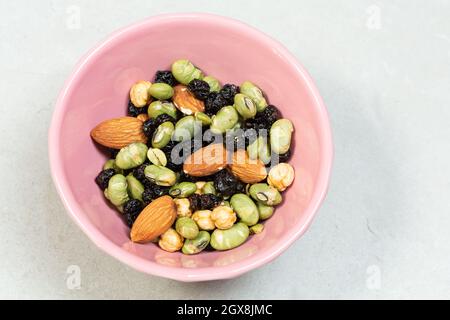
<box><xmin>257</xmin><ymin>203</ymin><xmax>274</xmax><ymax>220</ymax></box>
<box><xmin>249</xmin><ymin>183</ymin><xmax>282</xmax><ymax>206</ymax></box>
<box><xmin>194</xmin><ymin>112</ymin><xmax>212</xmax><ymax>126</ymax></box>
<box><xmin>169</xmin><ymin>182</ymin><xmax>197</xmax><ymax>198</ymax></box>
<box><xmin>270</xmin><ymin>119</ymin><xmax>294</xmax><ymax>154</ymax></box>
<box><xmin>210</xmin><ymin>223</ymin><xmax>250</xmax><ymax>251</ymax></box>
<box><xmin>203</xmin><ymin>76</ymin><xmax>221</xmax><ymax>92</ymax></box>
<box><xmin>144</xmin><ymin>165</ymin><xmax>177</xmax><ymax>186</ymax></box>
<box><xmin>126</xmin><ymin>174</ymin><xmax>144</xmax><ymax>201</ymax></box>
<box><xmin>103</xmin><ymin>159</ymin><xmax>123</xmax><ymax>174</ymax></box>
<box><xmin>210</xmin><ymin>106</ymin><xmax>239</xmax><ymax>134</ymax></box>
<box><xmin>203</xmin><ymin>181</ymin><xmax>216</xmax><ymax>195</ymax></box>
<box><xmin>234</xmin><ymin>93</ymin><xmax>257</xmax><ymax>120</ymax></box>
<box><xmin>152</xmin><ymin>121</ymin><xmax>174</xmax><ymax>148</ymax></box>
<box><xmin>149</xmin><ymin>83</ymin><xmax>174</xmax><ymax>100</ymax></box>
<box><xmin>230</xmin><ymin>193</ymin><xmax>259</xmax><ymax>226</ymax></box>
<box><xmin>115</xmin><ymin>142</ymin><xmax>148</xmax><ymax>170</ymax></box>
<box><xmin>104</xmin><ymin>174</ymin><xmax>129</xmax><ymax>207</ymax></box>
<box><xmin>172</xmin><ymin>116</ymin><xmax>201</xmax><ymax>142</ymax></box>
<box><xmin>171</xmin><ymin>59</ymin><xmax>203</xmax><ymax>85</ymax></box>
<box><xmin>175</xmin><ymin>217</ymin><xmax>199</xmax><ymax>240</ymax></box>
<box><xmin>247</xmin><ymin>135</ymin><xmax>271</xmax><ymax>164</ymax></box>
<box><xmin>240</xmin><ymin>81</ymin><xmax>268</xmax><ymax>112</ymax></box>
<box><xmin>182</xmin><ymin>231</ymin><xmax>210</xmax><ymax>255</ymax></box>
<box><xmin>147</xmin><ymin>100</ymin><xmax>177</xmax><ymax>119</ymax></box>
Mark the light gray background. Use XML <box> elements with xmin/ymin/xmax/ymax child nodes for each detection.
<box><xmin>1</xmin><ymin>0</ymin><xmax>449</xmax><ymax>299</ymax></box>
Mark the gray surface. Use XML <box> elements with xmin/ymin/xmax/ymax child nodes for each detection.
<box><xmin>1</xmin><ymin>0</ymin><xmax>449</xmax><ymax>299</ymax></box>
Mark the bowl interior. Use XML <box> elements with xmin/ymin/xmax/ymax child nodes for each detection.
<box><xmin>50</xmin><ymin>14</ymin><xmax>330</xmax><ymax>280</ymax></box>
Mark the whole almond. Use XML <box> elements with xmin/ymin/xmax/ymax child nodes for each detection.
<box><xmin>90</xmin><ymin>116</ymin><xmax>147</xmax><ymax>149</ymax></box>
<box><xmin>229</xmin><ymin>149</ymin><xmax>267</xmax><ymax>183</ymax></box>
<box><xmin>172</xmin><ymin>85</ymin><xmax>205</xmax><ymax>115</ymax></box>
<box><xmin>183</xmin><ymin>143</ymin><xmax>227</xmax><ymax>177</ymax></box>
<box><xmin>130</xmin><ymin>195</ymin><xmax>177</xmax><ymax>243</ymax></box>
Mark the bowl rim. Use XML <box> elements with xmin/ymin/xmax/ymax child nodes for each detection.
<box><xmin>48</xmin><ymin>12</ymin><xmax>333</xmax><ymax>282</ymax></box>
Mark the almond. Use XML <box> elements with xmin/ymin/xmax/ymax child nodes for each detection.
<box><xmin>172</xmin><ymin>85</ymin><xmax>205</xmax><ymax>115</ymax></box>
<box><xmin>136</xmin><ymin>113</ymin><xmax>149</xmax><ymax>122</ymax></box>
<box><xmin>183</xmin><ymin>143</ymin><xmax>227</xmax><ymax>177</ymax></box>
<box><xmin>90</xmin><ymin>116</ymin><xmax>147</xmax><ymax>149</ymax></box>
<box><xmin>130</xmin><ymin>195</ymin><xmax>176</xmax><ymax>243</ymax></box>
<box><xmin>229</xmin><ymin>150</ymin><xmax>267</xmax><ymax>183</ymax></box>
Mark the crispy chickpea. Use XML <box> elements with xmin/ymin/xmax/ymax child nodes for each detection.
<box><xmin>158</xmin><ymin>228</ymin><xmax>184</xmax><ymax>252</ymax></box>
<box><xmin>173</xmin><ymin>198</ymin><xmax>192</xmax><ymax>218</ymax></box>
<box><xmin>192</xmin><ymin>210</ymin><xmax>215</xmax><ymax>231</ymax></box>
<box><xmin>211</xmin><ymin>206</ymin><xmax>237</xmax><ymax>230</ymax></box>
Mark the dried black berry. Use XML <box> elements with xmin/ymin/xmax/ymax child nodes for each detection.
<box><xmin>123</xmin><ymin>199</ymin><xmax>143</xmax><ymax>227</ymax></box>
<box><xmin>213</xmin><ymin>169</ymin><xmax>244</xmax><ymax>198</ymax></box>
<box><xmin>142</xmin><ymin>186</ymin><xmax>169</xmax><ymax>205</ymax></box>
<box><xmin>154</xmin><ymin>70</ymin><xmax>177</xmax><ymax>86</ymax></box>
<box><xmin>142</xmin><ymin>118</ymin><xmax>158</xmax><ymax>138</ymax></box>
<box><xmin>127</xmin><ymin>100</ymin><xmax>148</xmax><ymax>117</ymax></box>
<box><xmin>133</xmin><ymin>164</ymin><xmax>148</xmax><ymax>183</ymax></box>
<box><xmin>187</xmin><ymin>79</ymin><xmax>210</xmax><ymax>101</ymax></box>
<box><xmin>108</xmin><ymin>148</ymin><xmax>119</xmax><ymax>158</ymax></box>
<box><xmin>95</xmin><ymin>169</ymin><xmax>116</xmax><ymax>190</ymax></box>
<box><xmin>245</xmin><ymin>105</ymin><xmax>280</xmax><ymax>132</ymax></box>
<box><xmin>219</xmin><ymin>84</ymin><xmax>239</xmax><ymax>104</ymax></box>
<box><xmin>204</xmin><ymin>92</ymin><xmax>228</xmax><ymax>116</ymax></box>
<box><xmin>189</xmin><ymin>194</ymin><xmax>222</xmax><ymax>212</ymax></box>
<box><xmin>142</xmin><ymin>114</ymin><xmax>175</xmax><ymax>140</ymax></box>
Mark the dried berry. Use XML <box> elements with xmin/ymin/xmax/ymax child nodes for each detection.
<box><xmin>187</xmin><ymin>79</ymin><xmax>210</xmax><ymax>101</ymax></box>
<box><xmin>154</xmin><ymin>70</ymin><xmax>177</xmax><ymax>86</ymax></box>
<box><xmin>219</xmin><ymin>84</ymin><xmax>239</xmax><ymax>104</ymax></box>
<box><xmin>123</xmin><ymin>199</ymin><xmax>143</xmax><ymax>227</ymax></box>
<box><xmin>108</xmin><ymin>148</ymin><xmax>119</xmax><ymax>158</ymax></box>
<box><xmin>245</xmin><ymin>105</ymin><xmax>280</xmax><ymax>132</ymax></box>
<box><xmin>189</xmin><ymin>194</ymin><xmax>222</xmax><ymax>212</ymax></box>
<box><xmin>133</xmin><ymin>164</ymin><xmax>148</xmax><ymax>184</ymax></box>
<box><xmin>142</xmin><ymin>185</ymin><xmax>169</xmax><ymax>205</ymax></box>
<box><xmin>142</xmin><ymin>114</ymin><xmax>176</xmax><ymax>140</ymax></box>
<box><xmin>213</xmin><ymin>169</ymin><xmax>245</xmax><ymax>197</ymax></box>
<box><xmin>95</xmin><ymin>168</ymin><xmax>116</xmax><ymax>190</ymax></box>
<box><xmin>142</xmin><ymin>118</ymin><xmax>158</xmax><ymax>138</ymax></box>
<box><xmin>204</xmin><ymin>92</ymin><xmax>228</xmax><ymax>116</ymax></box>
<box><xmin>127</xmin><ymin>100</ymin><xmax>148</xmax><ymax>117</ymax></box>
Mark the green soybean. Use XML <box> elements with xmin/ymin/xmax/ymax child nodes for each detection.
<box><xmin>257</xmin><ymin>203</ymin><xmax>274</xmax><ymax>220</ymax></box>
<box><xmin>176</xmin><ymin>217</ymin><xmax>199</xmax><ymax>240</ymax></box>
<box><xmin>240</xmin><ymin>81</ymin><xmax>268</xmax><ymax>112</ymax></box>
<box><xmin>247</xmin><ymin>135</ymin><xmax>271</xmax><ymax>165</ymax></box>
<box><xmin>249</xmin><ymin>183</ymin><xmax>282</xmax><ymax>206</ymax></box>
<box><xmin>210</xmin><ymin>106</ymin><xmax>239</xmax><ymax>134</ymax></box>
<box><xmin>126</xmin><ymin>174</ymin><xmax>144</xmax><ymax>201</ymax></box>
<box><xmin>147</xmin><ymin>100</ymin><xmax>177</xmax><ymax>119</ymax></box>
<box><xmin>172</xmin><ymin>116</ymin><xmax>201</xmax><ymax>142</ymax></box>
<box><xmin>203</xmin><ymin>76</ymin><xmax>221</xmax><ymax>92</ymax></box>
<box><xmin>115</xmin><ymin>142</ymin><xmax>148</xmax><ymax>170</ymax></box>
<box><xmin>171</xmin><ymin>59</ymin><xmax>203</xmax><ymax>85</ymax></box>
<box><xmin>169</xmin><ymin>182</ymin><xmax>197</xmax><ymax>198</ymax></box>
<box><xmin>234</xmin><ymin>93</ymin><xmax>257</xmax><ymax>119</ymax></box>
<box><xmin>144</xmin><ymin>165</ymin><xmax>177</xmax><ymax>186</ymax></box>
<box><xmin>270</xmin><ymin>119</ymin><xmax>294</xmax><ymax>154</ymax></box>
<box><xmin>149</xmin><ymin>83</ymin><xmax>174</xmax><ymax>100</ymax></box>
<box><xmin>230</xmin><ymin>193</ymin><xmax>259</xmax><ymax>226</ymax></box>
<box><xmin>104</xmin><ymin>174</ymin><xmax>129</xmax><ymax>207</ymax></box>
<box><xmin>182</xmin><ymin>231</ymin><xmax>211</xmax><ymax>255</ymax></box>
<box><xmin>152</xmin><ymin>121</ymin><xmax>174</xmax><ymax>149</ymax></box>
<box><xmin>210</xmin><ymin>223</ymin><xmax>250</xmax><ymax>251</ymax></box>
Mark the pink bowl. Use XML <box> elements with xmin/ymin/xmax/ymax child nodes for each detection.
<box><xmin>48</xmin><ymin>13</ymin><xmax>333</xmax><ymax>281</ymax></box>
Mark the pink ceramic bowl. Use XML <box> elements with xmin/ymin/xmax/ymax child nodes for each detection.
<box><xmin>48</xmin><ymin>13</ymin><xmax>333</xmax><ymax>282</ymax></box>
